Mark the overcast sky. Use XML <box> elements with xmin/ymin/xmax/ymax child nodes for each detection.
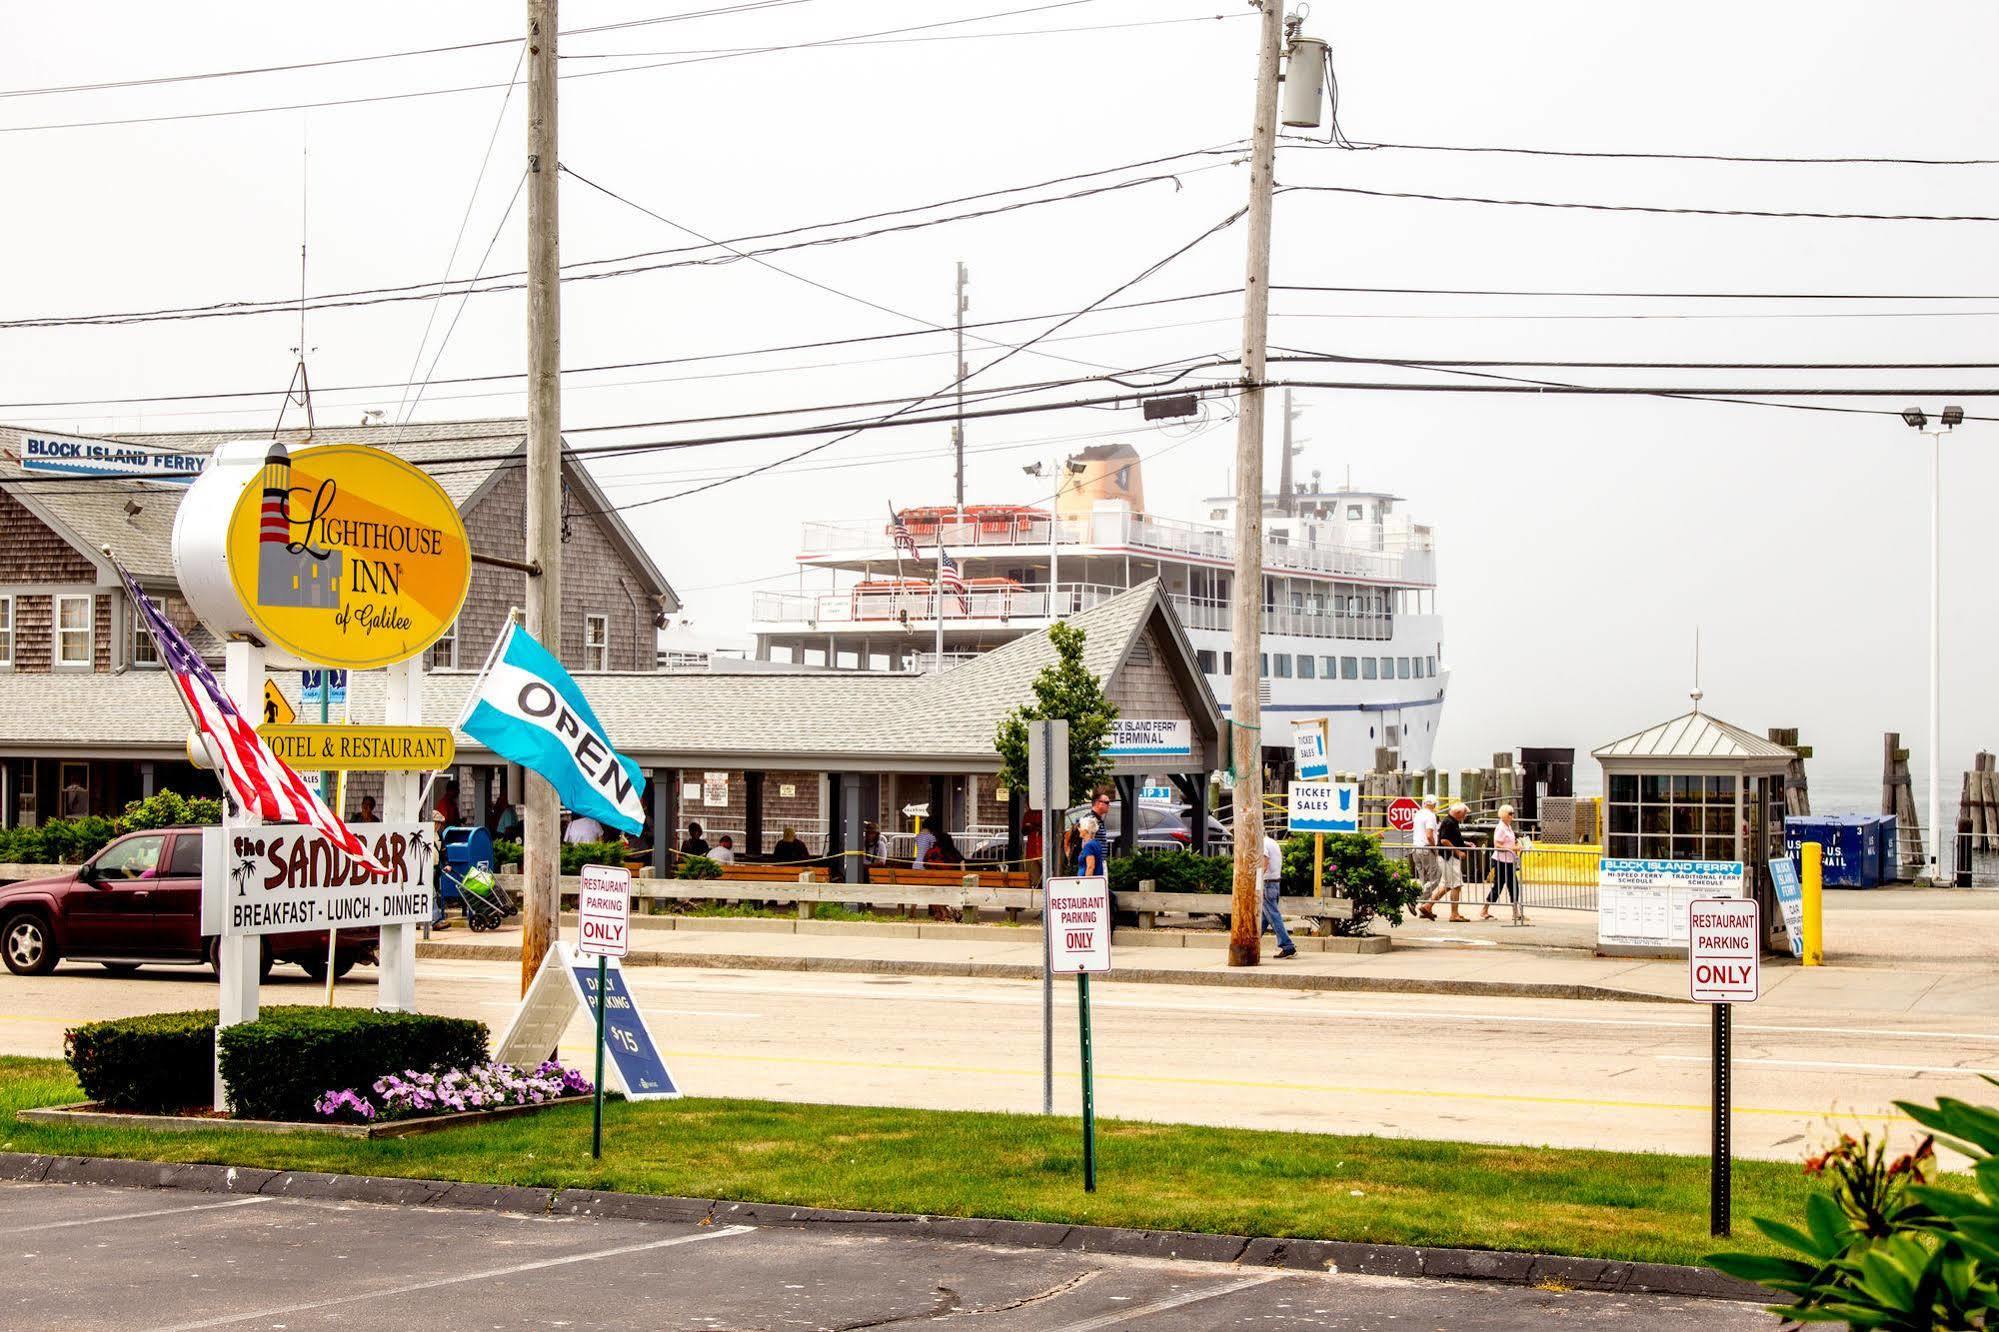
<box><xmin>6</xmin><ymin>0</ymin><xmax>1996</xmax><ymax>812</ymax></box>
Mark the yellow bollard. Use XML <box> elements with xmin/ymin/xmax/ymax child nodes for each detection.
<box><xmin>1801</xmin><ymin>841</ymin><xmax>1824</xmax><ymax>966</ymax></box>
<box><xmin>1314</xmin><ymin>832</ymin><xmax>1325</xmax><ymax>899</ymax></box>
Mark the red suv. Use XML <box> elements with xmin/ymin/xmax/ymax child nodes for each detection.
<box><xmin>0</xmin><ymin>827</ymin><xmax>376</xmax><ymax>981</ymax></box>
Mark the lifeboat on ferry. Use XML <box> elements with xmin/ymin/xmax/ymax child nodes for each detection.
<box><xmin>962</xmin><ymin>504</ymin><xmax>1046</xmax><ymax>537</ymax></box>
<box><xmin>888</xmin><ymin>506</ymin><xmax>962</xmax><ymax>541</ymax></box>
<box><xmin>847</xmin><ymin>576</ymin><xmax>1029</xmax><ymax>620</ymax></box>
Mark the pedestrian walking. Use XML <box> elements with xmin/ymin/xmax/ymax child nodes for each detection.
<box><xmin>1411</xmin><ymin>794</ymin><xmax>1443</xmax><ymax>918</ymax></box>
<box><xmin>1261</xmin><ymin>829</ymin><xmax>1297</xmax><ymax>958</ymax></box>
<box><xmin>1420</xmin><ymin>801</ymin><xmax>1472</xmax><ymax>922</ymax></box>
<box><xmin>1076</xmin><ymin>815</ymin><xmax>1107</xmax><ymax>877</ymax></box>
<box><xmin>1481</xmin><ymin>804</ymin><xmax>1524</xmax><ymax>921</ymax></box>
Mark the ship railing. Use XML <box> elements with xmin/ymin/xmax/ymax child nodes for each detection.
<box><xmin>1168</xmin><ymin>595</ymin><xmax>1396</xmax><ymax>642</ymax></box>
<box><xmin>797</xmin><ymin>512</ymin><xmax>1431</xmax><ymax>584</ymax></box>
<box><xmin>750</xmin><ymin>582</ymin><xmax>1127</xmax><ymax>627</ymax></box>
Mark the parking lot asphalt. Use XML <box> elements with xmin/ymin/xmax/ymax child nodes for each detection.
<box><xmin>0</xmin><ymin>1179</ymin><xmax>1765</xmax><ymax>1331</ymax></box>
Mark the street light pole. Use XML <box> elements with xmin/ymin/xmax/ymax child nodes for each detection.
<box><xmin>1904</xmin><ymin>406</ymin><xmax>1960</xmax><ymax>883</ymax></box>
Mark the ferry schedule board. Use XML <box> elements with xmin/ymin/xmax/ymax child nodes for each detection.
<box><xmin>1597</xmin><ymin>858</ymin><xmax>1745</xmax><ymax>950</ymax></box>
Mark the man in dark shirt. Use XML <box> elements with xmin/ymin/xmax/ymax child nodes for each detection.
<box><xmin>1434</xmin><ymin>801</ymin><xmax>1471</xmax><ymax>922</ymax></box>
<box><xmin>770</xmin><ymin>826</ymin><xmax>811</xmax><ymax>862</ymax></box>
<box><xmin>680</xmin><ymin>821</ymin><xmax>710</xmax><ymax>858</ymax></box>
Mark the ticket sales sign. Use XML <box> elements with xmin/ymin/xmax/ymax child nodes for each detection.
<box><xmin>200</xmin><ymin>822</ymin><xmax>433</xmax><ymax>936</ymax></box>
<box><xmin>577</xmin><ymin>864</ymin><xmax>631</xmax><ymax>958</ymax></box>
<box><xmin>1688</xmin><ymin>897</ymin><xmax>1760</xmax><ymax>1004</ymax></box>
<box><xmin>1046</xmin><ymin>875</ymin><xmax>1111</xmax><ymax>975</ymax></box>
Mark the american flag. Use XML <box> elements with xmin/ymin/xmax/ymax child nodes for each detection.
<box><xmin>888</xmin><ymin>503</ymin><xmax>918</xmax><ymax>557</ymax></box>
<box><xmin>115</xmin><ymin>562</ymin><xmax>386</xmax><ymax>873</ymax></box>
<box><xmin>936</xmin><ymin>546</ymin><xmax>970</xmax><ymax>614</ymax></box>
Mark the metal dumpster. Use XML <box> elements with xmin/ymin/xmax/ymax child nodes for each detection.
<box><xmin>1784</xmin><ymin>815</ymin><xmax>1884</xmax><ymax>888</ymax></box>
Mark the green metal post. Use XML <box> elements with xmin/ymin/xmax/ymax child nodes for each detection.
<box><xmin>1078</xmin><ymin>972</ymin><xmax>1096</xmax><ymax>1192</ymax></box>
<box><xmin>592</xmin><ymin>955</ymin><xmax>607</xmax><ymax>1159</ymax></box>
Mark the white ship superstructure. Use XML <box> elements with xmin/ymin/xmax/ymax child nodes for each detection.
<box><xmin>750</xmin><ymin>444</ymin><xmax>1446</xmax><ymax>773</ymax></box>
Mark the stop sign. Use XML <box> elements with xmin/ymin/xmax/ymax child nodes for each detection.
<box><xmin>1387</xmin><ymin>797</ymin><xmax>1421</xmax><ymax>834</ymax></box>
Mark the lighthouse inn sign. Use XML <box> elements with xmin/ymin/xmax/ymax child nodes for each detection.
<box><xmin>173</xmin><ymin>442</ymin><xmax>471</xmax><ymax>669</ymax></box>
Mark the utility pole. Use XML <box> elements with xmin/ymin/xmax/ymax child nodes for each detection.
<box><xmin>1228</xmin><ymin>0</ymin><xmax>1286</xmax><ymax>967</ymax></box>
<box><xmin>522</xmin><ymin>0</ymin><xmax>564</xmax><ymax>995</ymax></box>
<box><xmin>953</xmin><ymin>261</ymin><xmax>968</xmax><ymax>510</ymax></box>
<box><xmin>1278</xmin><ymin>387</ymin><xmax>1297</xmax><ymax>514</ymax></box>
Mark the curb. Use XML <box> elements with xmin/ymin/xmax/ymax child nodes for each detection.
<box><xmin>0</xmin><ymin>1152</ymin><xmax>1762</xmax><ymax>1302</ymax></box>
<box><xmin>414</xmin><ymin>941</ymin><xmax>1669</xmax><ymax>1003</ymax></box>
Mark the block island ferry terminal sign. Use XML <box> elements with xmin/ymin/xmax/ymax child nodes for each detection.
<box><xmin>172</xmin><ymin>441</ymin><xmax>471</xmax><ymax>670</ymax></box>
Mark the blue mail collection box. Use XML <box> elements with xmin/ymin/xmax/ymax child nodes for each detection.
<box><xmin>439</xmin><ymin>825</ymin><xmax>495</xmax><ymax>904</ymax></box>
<box><xmin>1783</xmin><ymin>815</ymin><xmax>1885</xmax><ymax>889</ymax></box>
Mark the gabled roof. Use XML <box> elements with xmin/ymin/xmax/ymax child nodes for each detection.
<box><xmin>0</xmin><ymin>583</ymin><xmax>1220</xmax><ymax>774</ymax></box>
<box><xmin>1592</xmin><ymin>703</ymin><xmax>1798</xmax><ymax>761</ymax></box>
<box><xmin>0</xmin><ymin>419</ymin><xmax>677</xmax><ymax>609</ymax></box>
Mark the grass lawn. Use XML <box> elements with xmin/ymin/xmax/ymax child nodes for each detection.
<box><xmin>0</xmin><ymin>1055</ymin><xmax>1812</xmax><ymax>1268</ymax></box>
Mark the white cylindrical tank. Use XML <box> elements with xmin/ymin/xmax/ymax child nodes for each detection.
<box><xmin>171</xmin><ymin>438</ymin><xmax>313</xmax><ymax>667</ymax></box>
<box><xmin>1280</xmin><ymin>37</ymin><xmax>1328</xmax><ymax>128</ymax></box>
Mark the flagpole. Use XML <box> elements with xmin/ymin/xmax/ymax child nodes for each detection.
<box><xmin>933</xmin><ymin>544</ymin><xmax>944</xmax><ymax>675</ymax></box>
<box><xmin>453</xmin><ymin>619</ymin><xmax>516</xmax><ymax>732</ymax></box>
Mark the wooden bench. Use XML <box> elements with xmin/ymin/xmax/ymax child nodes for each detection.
<box><xmin>718</xmin><ymin>862</ymin><xmax>830</xmax><ymax>884</ymax></box>
<box><xmin>1117</xmin><ymin>885</ymin><xmax>1354</xmax><ymax>937</ymax></box>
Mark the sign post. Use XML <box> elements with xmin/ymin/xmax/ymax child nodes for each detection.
<box><xmin>1689</xmin><ymin>896</ymin><xmax>1760</xmax><ymax>1237</ymax></box>
<box><xmin>1047</xmin><ymin>873</ymin><xmax>1110</xmax><ymax>1191</ymax></box>
<box><xmin>1028</xmin><ymin>719</ymin><xmax>1069</xmax><ymax>1118</ymax></box>
<box><xmin>577</xmin><ymin>864</ymin><xmax>632</xmax><ymax>1159</ymax></box>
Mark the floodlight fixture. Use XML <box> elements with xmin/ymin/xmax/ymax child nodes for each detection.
<box><xmin>1941</xmin><ymin>405</ymin><xmax>1965</xmax><ymax>428</ymax></box>
<box><xmin>1902</xmin><ymin>407</ymin><xmax>1928</xmax><ymax>429</ymax></box>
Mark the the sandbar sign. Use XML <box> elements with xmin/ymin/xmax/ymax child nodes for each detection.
<box><xmin>577</xmin><ymin>864</ymin><xmax>631</xmax><ymax>957</ymax></box>
<box><xmin>1046</xmin><ymin>875</ymin><xmax>1111</xmax><ymax>974</ymax></box>
<box><xmin>200</xmin><ymin>822</ymin><xmax>433</xmax><ymax>935</ymax></box>
<box><xmin>222</xmin><ymin>443</ymin><xmax>470</xmax><ymax>669</ymax></box>
<box><xmin>1689</xmin><ymin>897</ymin><xmax>1760</xmax><ymax>1003</ymax></box>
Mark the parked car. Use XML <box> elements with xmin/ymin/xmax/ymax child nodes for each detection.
<box><xmin>0</xmin><ymin>826</ymin><xmax>376</xmax><ymax>979</ymax></box>
<box><xmin>971</xmin><ymin>800</ymin><xmax>1230</xmax><ymax>862</ymax></box>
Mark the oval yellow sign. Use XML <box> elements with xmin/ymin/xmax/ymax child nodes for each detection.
<box><xmin>224</xmin><ymin>443</ymin><xmax>471</xmax><ymax>669</ymax></box>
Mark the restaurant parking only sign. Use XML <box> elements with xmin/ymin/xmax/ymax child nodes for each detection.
<box><xmin>577</xmin><ymin>864</ymin><xmax>631</xmax><ymax>957</ymax></box>
<box><xmin>1046</xmin><ymin>875</ymin><xmax>1111</xmax><ymax>974</ymax></box>
<box><xmin>1689</xmin><ymin>898</ymin><xmax>1760</xmax><ymax>1003</ymax></box>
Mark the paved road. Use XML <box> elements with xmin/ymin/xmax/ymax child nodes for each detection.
<box><xmin>1</xmin><ymin>1180</ymin><xmax>1762</xmax><ymax>1330</ymax></box>
<box><xmin>0</xmin><ymin>956</ymin><xmax>1976</xmax><ymax>1159</ymax></box>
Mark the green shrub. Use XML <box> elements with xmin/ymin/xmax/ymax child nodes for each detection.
<box><xmin>1281</xmin><ymin>833</ymin><xmax>1420</xmax><ymax>935</ymax></box>
<box><xmin>0</xmin><ymin>826</ymin><xmax>44</xmax><ymax>864</ymax></box>
<box><xmin>677</xmin><ymin>853</ymin><xmax>722</xmax><ymax>880</ymax></box>
<box><xmin>561</xmin><ymin>840</ymin><xmax>629</xmax><ymax>874</ymax></box>
<box><xmin>118</xmin><ymin>790</ymin><xmax>223</xmax><ymax>831</ymax></box>
<box><xmin>1709</xmin><ymin>1092</ymin><xmax>1999</xmax><ymax>1326</ymax></box>
<box><xmin>218</xmin><ymin>1007</ymin><xmax>488</xmax><ymax>1122</ymax></box>
<box><xmin>494</xmin><ymin>838</ymin><xmax>522</xmax><ymax>867</ymax></box>
<box><xmin>1107</xmin><ymin>849</ymin><xmax>1231</xmax><ymax>896</ymax></box>
<box><xmin>34</xmin><ymin>816</ymin><xmax>118</xmax><ymax>865</ymax></box>
<box><xmin>65</xmin><ymin>1009</ymin><xmax>217</xmax><ymax>1112</ymax></box>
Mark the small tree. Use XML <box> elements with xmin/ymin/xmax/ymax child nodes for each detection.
<box><xmin>1280</xmin><ymin>832</ymin><xmax>1421</xmax><ymax>936</ymax></box>
<box><xmin>994</xmin><ymin>621</ymin><xmax>1118</xmax><ymax>808</ymax></box>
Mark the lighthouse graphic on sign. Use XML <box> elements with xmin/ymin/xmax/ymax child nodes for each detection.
<box><xmin>256</xmin><ymin>444</ymin><xmax>342</xmax><ymax>609</ymax></box>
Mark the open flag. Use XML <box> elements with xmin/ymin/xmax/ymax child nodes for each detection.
<box><xmin>458</xmin><ymin>622</ymin><xmax>646</xmax><ymax>834</ymax></box>
<box><xmin>114</xmin><ymin>560</ymin><xmax>386</xmax><ymax>873</ymax></box>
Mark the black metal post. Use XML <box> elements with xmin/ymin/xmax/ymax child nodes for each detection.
<box><xmin>1711</xmin><ymin>1002</ymin><xmax>1731</xmax><ymax>1237</ymax></box>
<box><xmin>1078</xmin><ymin>972</ymin><xmax>1097</xmax><ymax>1192</ymax></box>
<box><xmin>591</xmin><ymin>955</ymin><xmax>608</xmax><ymax>1160</ymax></box>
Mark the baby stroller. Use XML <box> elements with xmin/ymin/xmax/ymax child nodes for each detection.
<box><xmin>457</xmin><ymin>864</ymin><xmax>517</xmax><ymax>932</ymax></box>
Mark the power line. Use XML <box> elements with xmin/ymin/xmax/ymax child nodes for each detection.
<box><xmin>0</xmin><ymin>0</ymin><xmax>1106</xmax><ymax>134</ymax></box>
<box><xmin>564</xmin><ymin>11</ymin><xmax>1243</xmax><ymax>58</ymax></box>
<box><xmin>1282</xmin><ymin>183</ymin><xmax>1999</xmax><ymax>224</ymax></box>
<box><xmin>398</xmin><ymin>173</ymin><xmax>527</xmax><ymax>428</ymax></box>
<box><xmin>5</xmin><ymin>150</ymin><xmax>1231</xmax><ymax>329</ymax></box>
<box><xmin>1283</xmin><ymin>137</ymin><xmax>1999</xmax><ymax>168</ymax></box>
<box><xmin>0</xmin><ymin>1</ymin><xmax>830</xmax><ymax>99</ymax></box>
<box><xmin>1268</xmin><ymin>352</ymin><xmax>1999</xmax><ymax>372</ymax></box>
<box><xmin>1272</xmin><ymin>283</ymin><xmax>1999</xmax><ymax>303</ymax></box>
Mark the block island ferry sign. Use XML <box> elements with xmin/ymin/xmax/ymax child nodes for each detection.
<box><xmin>1103</xmin><ymin>718</ymin><xmax>1192</xmax><ymax>759</ymax></box>
<box><xmin>200</xmin><ymin>822</ymin><xmax>433</xmax><ymax>936</ymax></box>
<box><xmin>174</xmin><ymin>441</ymin><xmax>471</xmax><ymax>670</ymax></box>
<box><xmin>17</xmin><ymin>431</ymin><xmax>207</xmax><ymax>483</ymax></box>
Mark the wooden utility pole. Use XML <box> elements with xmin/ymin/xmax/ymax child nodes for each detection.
<box><xmin>1228</xmin><ymin>0</ymin><xmax>1285</xmax><ymax>967</ymax></box>
<box><xmin>952</xmin><ymin>261</ymin><xmax>968</xmax><ymax>509</ymax></box>
<box><xmin>522</xmin><ymin>0</ymin><xmax>564</xmax><ymax>994</ymax></box>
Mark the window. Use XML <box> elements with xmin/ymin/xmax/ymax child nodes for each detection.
<box><xmin>1341</xmin><ymin>656</ymin><xmax>1358</xmax><ymax>679</ymax></box>
<box><xmin>56</xmin><ymin>595</ymin><xmax>92</xmax><ymax>667</ymax></box>
<box><xmin>1385</xmin><ymin>725</ymin><xmax>1400</xmax><ymax>746</ymax></box>
<box><xmin>1297</xmin><ymin>655</ymin><xmax>1315</xmax><ymax>680</ymax></box>
<box><xmin>1196</xmin><ymin>649</ymin><xmax>1217</xmax><ymax>675</ymax></box>
<box><xmin>429</xmin><ymin>619</ymin><xmax>458</xmax><ymax>669</ymax></box>
<box><xmin>1346</xmin><ymin>504</ymin><xmax>1363</xmax><ymax>520</ymax></box>
<box><xmin>0</xmin><ymin>595</ymin><xmax>11</xmax><ymax>665</ymax></box>
<box><xmin>1259</xmin><ymin>653</ymin><xmax>1269</xmax><ymax>678</ymax></box>
<box><xmin>1273</xmin><ymin>654</ymin><xmax>1292</xmax><ymax>679</ymax></box>
<box><xmin>1605</xmin><ymin>771</ymin><xmax>1736</xmax><ymax>862</ymax></box>
<box><xmin>91</xmin><ymin>834</ymin><xmax>164</xmax><ymax>880</ymax></box>
<box><xmin>1397</xmin><ymin>657</ymin><xmax>1411</xmax><ymax>679</ymax></box>
<box><xmin>1321</xmin><ymin>655</ymin><xmax>1337</xmax><ymax>679</ymax></box>
<box><xmin>129</xmin><ymin>601</ymin><xmax>159</xmax><ymax>668</ymax></box>
<box><xmin>1427</xmin><ymin>655</ymin><xmax>1437</xmax><ymax>677</ymax></box>
<box><xmin>1362</xmin><ymin>657</ymin><xmax>1377</xmax><ymax>680</ymax></box>
<box><xmin>167</xmin><ymin>835</ymin><xmax>203</xmax><ymax>877</ymax></box>
<box><xmin>584</xmin><ymin>615</ymin><xmax>609</xmax><ymax>671</ymax></box>
<box><xmin>1222</xmin><ymin>651</ymin><xmax>1232</xmax><ymax>676</ymax></box>
<box><xmin>1378</xmin><ymin>656</ymin><xmax>1393</xmax><ymax>680</ymax></box>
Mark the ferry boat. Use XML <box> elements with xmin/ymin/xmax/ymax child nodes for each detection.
<box><xmin>748</xmin><ymin>444</ymin><xmax>1446</xmax><ymax>773</ymax></box>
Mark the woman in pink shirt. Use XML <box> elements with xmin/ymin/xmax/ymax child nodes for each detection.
<box><xmin>1480</xmin><ymin>804</ymin><xmax>1523</xmax><ymax>922</ymax></box>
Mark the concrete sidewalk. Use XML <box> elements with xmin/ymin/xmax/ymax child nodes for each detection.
<box><xmin>417</xmin><ymin>911</ymin><xmax>1998</xmax><ymax>1018</ymax></box>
